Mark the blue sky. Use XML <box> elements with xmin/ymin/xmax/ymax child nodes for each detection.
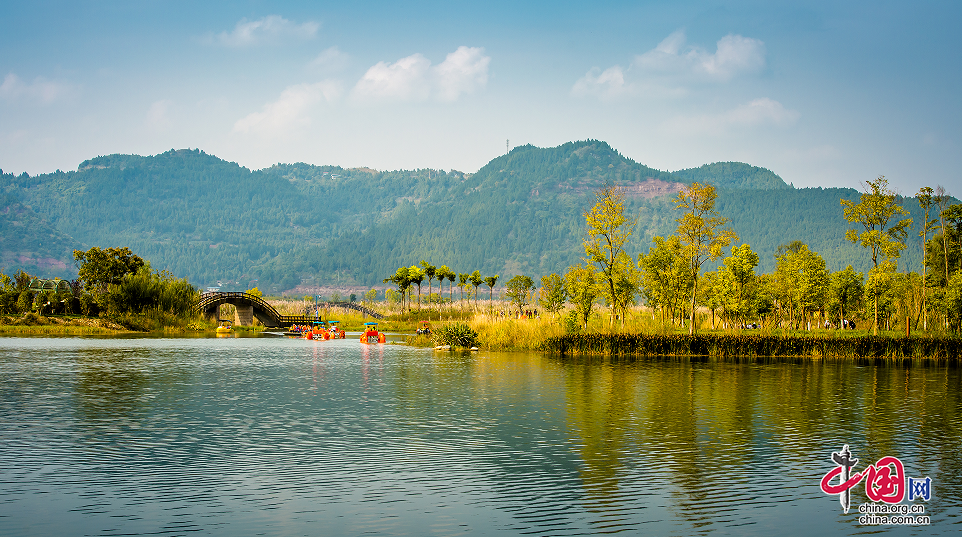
<box><xmin>1</xmin><ymin>1</ymin><xmax>959</xmax><ymax>195</ymax></box>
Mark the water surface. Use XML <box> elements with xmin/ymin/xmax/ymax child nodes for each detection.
<box><xmin>0</xmin><ymin>336</ymin><xmax>958</xmax><ymax>535</ymax></box>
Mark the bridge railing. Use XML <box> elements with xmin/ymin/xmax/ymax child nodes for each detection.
<box><xmin>194</xmin><ymin>292</ymin><xmax>386</xmax><ymax>325</ymax></box>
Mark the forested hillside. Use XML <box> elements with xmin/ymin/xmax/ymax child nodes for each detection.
<box><xmin>0</xmin><ymin>141</ymin><xmax>932</xmax><ymax>291</ymax></box>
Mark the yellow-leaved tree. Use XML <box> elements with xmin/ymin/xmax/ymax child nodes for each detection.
<box><xmin>674</xmin><ymin>183</ymin><xmax>738</xmax><ymax>335</ymax></box>
<box><xmin>841</xmin><ymin>176</ymin><xmax>912</xmax><ymax>335</ymax></box>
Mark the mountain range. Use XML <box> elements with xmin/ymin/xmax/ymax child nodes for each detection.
<box><xmin>0</xmin><ymin>140</ymin><xmax>930</xmax><ymax>293</ymax></box>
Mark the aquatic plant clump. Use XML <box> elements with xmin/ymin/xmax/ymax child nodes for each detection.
<box><xmin>541</xmin><ymin>333</ymin><xmax>962</xmax><ymax>362</ymax></box>
<box><xmin>433</xmin><ymin>323</ymin><xmax>479</xmax><ymax>348</ymax></box>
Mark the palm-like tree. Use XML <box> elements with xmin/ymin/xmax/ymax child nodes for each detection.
<box><xmin>469</xmin><ymin>270</ymin><xmax>483</xmax><ymax>311</ymax></box>
<box><xmin>458</xmin><ymin>273</ymin><xmax>469</xmax><ymax>310</ymax></box>
<box><xmin>408</xmin><ymin>265</ymin><xmax>425</xmax><ymax>309</ymax></box>
<box><xmin>383</xmin><ymin>266</ymin><xmax>412</xmax><ymax>312</ymax></box>
<box><xmin>484</xmin><ymin>275</ymin><xmax>499</xmax><ymax>313</ymax></box>
<box><xmin>446</xmin><ymin>268</ymin><xmax>456</xmax><ymax>307</ymax></box>
<box><xmin>420</xmin><ymin>260</ymin><xmax>437</xmax><ymax>304</ymax></box>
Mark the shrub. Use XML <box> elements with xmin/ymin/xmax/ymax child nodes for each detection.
<box><xmin>433</xmin><ymin>323</ymin><xmax>479</xmax><ymax>348</ymax></box>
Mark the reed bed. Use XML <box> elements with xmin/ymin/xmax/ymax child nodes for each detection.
<box><xmin>540</xmin><ymin>333</ymin><xmax>962</xmax><ymax>363</ymax></box>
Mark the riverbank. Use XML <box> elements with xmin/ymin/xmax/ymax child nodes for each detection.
<box><xmin>0</xmin><ymin>313</ymin><xmax>130</xmax><ymax>335</ymax></box>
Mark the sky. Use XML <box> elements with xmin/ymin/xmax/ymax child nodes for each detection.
<box><xmin>1</xmin><ymin>0</ymin><xmax>960</xmax><ymax>195</ymax></box>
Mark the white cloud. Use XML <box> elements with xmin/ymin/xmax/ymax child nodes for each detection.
<box><xmin>145</xmin><ymin>99</ymin><xmax>173</xmax><ymax>131</ymax></box>
<box><xmin>216</xmin><ymin>15</ymin><xmax>318</xmax><ymax>47</ymax></box>
<box><xmin>573</xmin><ymin>31</ymin><xmax>765</xmax><ymax>99</ymax></box>
<box><xmin>234</xmin><ymin>81</ymin><xmax>341</xmax><ymax>136</ymax></box>
<box><xmin>571</xmin><ymin>66</ymin><xmax>629</xmax><ymax>99</ymax></box>
<box><xmin>309</xmin><ymin>46</ymin><xmax>350</xmax><ymax>72</ymax></box>
<box><xmin>634</xmin><ymin>31</ymin><xmax>765</xmax><ymax>81</ymax></box>
<box><xmin>351</xmin><ymin>46</ymin><xmax>490</xmax><ymax>103</ymax></box>
<box><xmin>664</xmin><ymin>98</ymin><xmax>799</xmax><ymax>135</ymax></box>
<box><xmin>0</xmin><ymin>73</ymin><xmax>72</xmax><ymax>104</ymax></box>
<box><xmin>433</xmin><ymin>46</ymin><xmax>490</xmax><ymax>102</ymax></box>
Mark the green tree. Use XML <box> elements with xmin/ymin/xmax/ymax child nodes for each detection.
<box><xmin>404</xmin><ymin>265</ymin><xmax>423</xmax><ymax>309</ymax></box>
<box><xmin>420</xmin><ymin>260</ymin><xmax>437</xmax><ymax>300</ymax></box>
<box><xmin>245</xmin><ymin>287</ymin><xmax>263</xmax><ymax>297</ymax></box>
<box><xmin>674</xmin><ymin>182</ymin><xmax>738</xmax><ymax>334</ymax></box>
<box><xmin>383</xmin><ymin>266</ymin><xmax>412</xmax><ymax>312</ymax></box>
<box><xmin>582</xmin><ymin>186</ymin><xmax>637</xmax><ymax>327</ymax></box>
<box><xmin>827</xmin><ymin>266</ymin><xmax>864</xmax><ymax>329</ymax></box>
<box><xmin>538</xmin><ymin>273</ymin><xmax>567</xmax><ymax>318</ymax></box>
<box><xmin>469</xmin><ymin>270</ymin><xmax>483</xmax><ymax>311</ymax></box>
<box><xmin>565</xmin><ymin>264</ymin><xmax>598</xmax><ymax>330</ymax></box>
<box><xmin>73</xmin><ymin>246</ymin><xmax>146</xmax><ymax>293</ymax></box>
<box><xmin>483</xmin><ymin>275</ymin><xmax>499</xmax><ymax>311</ymax></box>
<box><xmin>917</xmin><ymin>187</ymin><xmax>938</xmax><ymax>330</ymax></box>
<box><xmin>712</xmin><ymin>244</ymin><xmax>760</xmax><ymax>328</ymax></box>
<box><xmin>504</xmin><ymin>275</ymin><xmax>534</xmax><ymax>317</ymax></box>
<box><xmin>840</xmin><ymin>176</ymin><xmax>912</xmax><ymax>334</ymax></box>
<box><xmin>446</xmin><ymin>269</ymin><xmax>456</xmax><ymax>305</ymax></box>
<box><xmin>773</xmin><ymin>243</ymin><xmax>829</xmax><ymax>330</ymax></box>
<box><xmin>458</xmin><ymin>273</ymin><xmax>469</xmax><ymax>310</ymax></box>
<box><xmin>639</xmin><ymin>235</ymin><xmax>691</xmax><ymax>326</ymax></box>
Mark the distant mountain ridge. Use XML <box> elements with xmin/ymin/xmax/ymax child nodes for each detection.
<box><xmin>0</xmin><ymin>141</ymin><xmax>922</xmax><ymax>291</ymax></box>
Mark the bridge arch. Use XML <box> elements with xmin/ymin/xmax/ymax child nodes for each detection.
<box><xmin>194</xmin><ymin>292</ymin><xmax>384</xmax><ymax>328</ymax></box>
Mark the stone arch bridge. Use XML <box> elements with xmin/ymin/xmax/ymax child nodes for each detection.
<box><xmin>194</xmin><ymin>292</ymin><xmax>384</xmax><ymax>327</ymax></box>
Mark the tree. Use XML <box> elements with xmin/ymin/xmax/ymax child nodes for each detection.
<box><xmin>674</xmin><ymin>183</ymin><xmax>738</xmax><ymax>334</ymax></box>
<box><xmin>715</xmin><ymin>243</ymin><xmax>760</xmax><ymax>327</ymax></box>
<box><xmin>469</xmin><ymin>270</ymin><xmax>484</xmax><ymax>310</ymax></box>
<box><xmin>73</xmin><ymin>246</ymin><xmax>146</xmax><ymax>293</ymax></box>
<box><xmin>773</xmin><ymin>243</ymin><xmax>829</xmax><ymax>330</ymax></box>
<box><xmin>827</xmin><ymin>266</ymin><xmax>864</xmax><ymax>329</ymax></box>
<box><xmin>458</xmin><ymin>273</ymin><xmax>469</xmax><ymax>310</ymax></box>
<box><xmin>936</xmin><ymin>185</ymin><xmax>951</xmax><ymax>286</ymax></box>
<box><xmin>245</xmin><ymin>287</ymin><xmax>263</xmax><ymax>298</ymax></box>
<box><xmin>505</xmin><ymin>275</ymin><xmax>534</xmax><ymax>317</ymax></box>
<box><xmin>420</xmin><ymin>260</ymin><xmax>437</xmax><ymax>301</ymax></box>
<box><xmin>638</xmin><ymin>235</ymin><xmax>691</xmax><ymax>326</ymax></box>
<box><xmin>446</xmin><ymin>269</ymin><xmax>456</xmax><ymax>305</ymax></box>
<box><xmin>840</xmin><ymin>176</ymin><xmax>912</xmax><ymax>334</ymax></box>
<box><xmin>437</xmin><ymin>265</ymin><xmax>452</xmax><ymax>304</ymax></box>
<box><xmin>484</xmin><ymin>275</ymin><xmax>499</xmax><ymax>312</ymax></box>
<box><xmin>538</xmin><ymin>273</ymin><xmax>567</xmax><ymax>318</ymax></box>
<box><xmin>583</xmin><ymin>186</ymin><xmax>637</xmax><ymax>327</ymax></box>
<box><xmin>917</xmin><ymin>187</ymin><xmax>938</xmax><ymax>330</ymax></box>
<box><xmin>565</xmin><ymin>264</ymin><xmax>598</xmax><ymax>330</ymax></box>
<box><xmin>383</xmin><ymin>266</ymin><xmax>412</xmax><ymax>312</ymax></box>
<box><xmin>407</xmin><ymin>265</ymin><xmax>425</xmax><ymax>309</ymax></box>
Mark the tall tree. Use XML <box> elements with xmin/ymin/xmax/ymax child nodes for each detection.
<box><xmin>484</xmin><ymin>275</ymin><xmax>499</xmax><ymax>312</ymax></box>
<box><xmin>383</xmin><ymin>266</ymin><xmax>412</xmax><ymax>312</ymax></box>
<box><xmin>458</xmin><ymin>273</ymin><xmax>469</xmax><ymax>310</ymax></box>
<box><xmin>565</xmin><ymin>264</ymin><xmax>598</xmax><ymax>330</ymax></box>
<box><xmin>827</xmin><ymin>266</ymin><xmax>864</xmax><ymax>329</ymax></box>
<box><xmin>408</xmin><ymin>265</ymin><xmax>425</xmax><ymax>309</ymax></box>
<box><xmin>917</xmin><ymin>187</ymin><xmax>938</xmax><ymax>330</ymax></box>
<box><xmin>445</xmin><ymin>268</ymin><xmax>456</xmax><ymax>305</ymax></box>
<box><xmin>840</xmin><ymin>176</ymin><xmax>912</xmax><ymax>334</ymax></box>
<box><xmin>538</xmin><ymin>273</ymin><xmax>568</xmax><ymax>319</ymax></box>
<box><xmin>469</xmin><ymin>270</ymin><xmax>484</xmax><ymax>311</ymax></box>
<box><xmin>638</xmin><ymin>235</ymin><xmax>691</xmax><ymax>326</ymax></box>
<box><xmin>73</xmin><ymin>246</ymin><xmax>146</xmax><ymax>293</ymax></box>
<box><xmin>674</xmin><ymin>183</ymin><xmax>738</xmax><ymax>334</ymax></box>
<box><xmin>504</xmin><ymin>275</ymin><xmax>534</xmax><ymax>317</ymax></box>
<box><xmin>583</xmin><ymin>186</ymin><xmax>637</xmax><ymax>328</ymax></box>
<box><xmin>420</xmin><ymin>260</ymin><xmax>437</xmax><ymax>302</ymax></box>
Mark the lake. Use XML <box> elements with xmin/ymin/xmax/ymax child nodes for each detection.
<box><xmin>0</xmin><ymin>335</ymin><xmax>958</xmax><ymax>536</ymax></box>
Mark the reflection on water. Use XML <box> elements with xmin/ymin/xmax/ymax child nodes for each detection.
<box><xmin>0</xmin><ymin>337</ymin><xmax>959</xmax><ymax>536</ymax></box>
